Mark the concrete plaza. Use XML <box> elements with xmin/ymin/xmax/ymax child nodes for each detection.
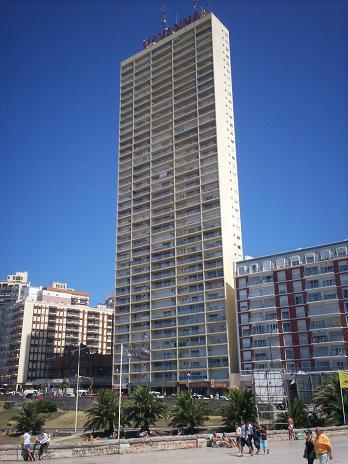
<box><xmin>3</xmin><ymin>435</ymin><xmax>346</xmax><ymax>464</ymax></box>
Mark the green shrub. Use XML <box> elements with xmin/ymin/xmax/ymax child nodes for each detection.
<box><xmin>36</xmin><ymin>399</ymin><xmax>57</xmax><ymax>413</ymax></box>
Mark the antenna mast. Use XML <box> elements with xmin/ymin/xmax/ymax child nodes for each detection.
<box><xmin>161</xmin><ymin>4</ymin><xmax>167</xmax><ymax>31</ymax></box>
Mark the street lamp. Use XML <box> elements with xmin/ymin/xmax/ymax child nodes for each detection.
<box><xmin>72</xmin><ymin>344</ymin><xmax>93</xmax><ymax>433</ymax></box>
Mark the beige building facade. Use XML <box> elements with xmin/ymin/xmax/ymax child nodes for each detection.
<box><xmin>0</xmin><ymin>273</ymin><xmax>113</xmax><ymax>388</ymax></box>
<box><xmin>114</xmin><ymin>11</ymin><xmax>242</xmax><ymax>391</ymax></box>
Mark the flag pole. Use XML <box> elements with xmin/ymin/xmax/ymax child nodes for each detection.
<box><xmin>339</xmin><ymin>380</ymin><xmax>346</xmax><ymax>425</ymax></box>
<box><xmin>117</xmin><ymin>343</ymin><xmax>123</xmax><ymax>453</ymax></box>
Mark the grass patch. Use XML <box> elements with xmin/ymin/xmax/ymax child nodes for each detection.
<box><xmin>45</xmin><ymin>410</ymin><xmax>87</xmax><ymax>429</ymax></box>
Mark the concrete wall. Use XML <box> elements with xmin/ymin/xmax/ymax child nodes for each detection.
<box><xmin>0</xmin><ymin>435</ymin><xmax>207</xmax><ymax>461</ymax></box>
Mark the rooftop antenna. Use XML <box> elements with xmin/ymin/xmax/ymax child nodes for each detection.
<box><xmin>193</xmin><ymin>0</ymin><xmax>197</xmax><ymax>14</ymax></box>
<box><xmin>161</xmin><ymin>4</ymin><xmax>167</xmax><ymax>31</ymax></box>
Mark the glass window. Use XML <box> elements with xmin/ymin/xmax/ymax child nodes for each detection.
<box><xmin>283</xmin><ymin>322</ymin><xmax>291</xmax><ymax>332</ymax></box>
<box><xmin>277</xmin><ymin>271</ymin><xmax>286</xmax><ymax>282</ymax></box>
<box><xmin>290</xmin><ymin>255</ymin><xmax>300</xmax><ymax>266</ymax></box>
<box><xmin>293</xmin><ymin>280</ymin><xmax>302</xmax><ymax>292</ymax></box>
<box><xmin>295</xmin><ymin>294</ymin><xmax>304</xmax><ymax>305</ymax></box>
<box><xmin>320</xmin><ymin>249</ymin><xmax>332</xmax><ymax>260</ymax></box>
<box><xmin>278</xmin><ymin>283</ymin><xmax>287</xmax><ymax>295</ymax></box>
<box><xmin>305</xmin><ymin>253</ymin><xmax>316</xmax><ymax>264</ymax></box>
<box><xmin>297</xmin><ymin>319</ymin><xmax>307</xmax><ymax>331</ymax></box>
<box><xmin>296</xmin><ymin>306</ymin><xmax>305</xmax><ymax>318</ymax></box>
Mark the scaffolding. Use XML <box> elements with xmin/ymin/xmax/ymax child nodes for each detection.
<box><xmin>251</xmin><ymin>370</ymin><xmax>289</xmax><ymax>428</ymax></box>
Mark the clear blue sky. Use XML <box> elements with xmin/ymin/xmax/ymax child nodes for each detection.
<box><xmin>1</xmin><ymin>0</ymin><xmax>347</xmax><ymax>305</ymax></box>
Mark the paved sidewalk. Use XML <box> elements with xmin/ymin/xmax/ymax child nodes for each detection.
<box><xmin>2</xmin><ymin>435</ymin><xmax>346</xmax><ymax>463</ymax></box>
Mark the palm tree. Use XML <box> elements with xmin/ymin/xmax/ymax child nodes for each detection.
<box><xmin>84</xmin><ymin>389</ymin><xmax>119</xmax><ymax>434</ymax></box>
<box><xmin>223</xmin><ymin>387</ymin><xmax>256</xmax><ymax>429</ymax></box>
<box><xmin>11</xmin><ymin>402</ymin><xmax>46</xmax><ymax>433</ymax></box>
<box><xmin>170</xmin><ymin>391</ymin><xmax>208</xmax><ymax>434</ymax></box>
<box><xmin>277</xmin><ymin>399</ymin><xmax>309</xmax><ymax>428</ymax></box>
<box><xmin>123</xmin><ymin>386</ymin><xmax>165</xmax><ymax>434</ymax></box>
<box><xmin>314</xmin><ymin>374</ymin><xmax>348</xmax><ymax>426</ymax></box>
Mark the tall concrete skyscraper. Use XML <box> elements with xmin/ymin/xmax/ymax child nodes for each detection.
<box><xmin>113</xmin><ymin>10</ymin><xmax>243</xmax><ymax>391</ymax></box>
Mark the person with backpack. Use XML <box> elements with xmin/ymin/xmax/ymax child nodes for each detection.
<box><xmin>303</xmin><ymin>429</ymin><xmax>316</xmax><ymax>464</ymax></box>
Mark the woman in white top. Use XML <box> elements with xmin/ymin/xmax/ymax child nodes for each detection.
<box><xmin>22</xmin><ymin>431</ymin><xmax>34</xmax><ymax>461</ymax></box>
<box><xmin>235</xmin><ymin>423</ymin><xmax>243</xmax><ymax>457</ymax></box>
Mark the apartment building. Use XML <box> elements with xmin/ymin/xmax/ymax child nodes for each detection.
<box><xmin>114</xmin><ymin>10</ymin><xmax>243</xmax><ymax>391</ymax></box>
<box><xmin>0</xmin><ymin>272</ymin><xmax>30</xmax><ymax>387</ymax></box>
<box><xmin>0</xmin><ymin>273</ymin><xmax>113</xmax><ymax>388</ymax></box>
<box><xmin>235</xmin><ymin>240</ymin><xmax>348</xmax><ymax>378</ymax></box>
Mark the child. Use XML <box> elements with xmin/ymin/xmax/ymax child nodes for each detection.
<box><xmin>260</xmin><ymin>425</ymin><xmax>269</xmax><ymax>454</ymax></box>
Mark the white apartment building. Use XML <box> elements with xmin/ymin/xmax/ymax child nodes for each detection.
<box><xmin>114</xmin><ymin>10</ymin><xmax>243</xmax><ymax>391</ymax></box>
<box><xmin>235</xmin><ymin>240</ymin><xmax>348</xmax><ymax>378</ymax></box>
<box><xmin>0</xmin><ymin>273</ymin><xmax>113</xmax><ymax>388</ymax></box>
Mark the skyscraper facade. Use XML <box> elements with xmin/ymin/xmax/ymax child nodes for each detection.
<box><xmin>114</xmin><ymin>11</ymin><xmax>242</xmax><ymax>391</ymax></box>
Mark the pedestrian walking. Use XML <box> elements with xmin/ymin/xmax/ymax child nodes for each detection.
<box><xmin>246</xmin><ymin>422</ymin><xmax>254</xmax><ymax>456</ymax></box>
<box><xmin>260</xmin><ymin>425</ymin><xmax>269</xmax><ymax>454</ymax></box>
<box><xmin>314</xmin><ymin>427</ymin><xmax>333</xmax><ymax>463</ymax></box>
<box><xmin>240</xmin><ymin>420</ymin><xmax>247</xmax><ymax>456</ymax></box>
<box><xmin>253</xmin><ymin>424</ymin><xmax>261</xmax><ymax>454</ymax></box>
<box><xmin>303</xmin><ymin>429</ymin><xmax>316</xmax><ymax>464</ymax></box>
<box><xmin>236</xmin><ymin>421</ymin><xmax>243</xmax><ymax>457</ymax></box>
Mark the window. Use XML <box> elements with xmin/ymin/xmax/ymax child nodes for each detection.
<box><xmin>336</xmin><ymin>247</ymin><xmax>347</xmax><ymax>258</ymax></box>
<box><xmin>278</xmin><ymin>283</ymin><xmax>287</xmax><ymax>295</ymax></box>
<box><xmin>290</xmin><ymin>255</ymin><xmax>300</xmax><ymax>266</ymax></box>
<box><xmin>275</xmin><ymin>258</ymin><xmax>286</xmax><ymax>269</ymax></box>
<box><xmin>277</xmin><ymin>271</ymin><xmax>286</xmax><ymax>282</ymax></box>
<box><xmin>262</xmin><ymin>260</ymin><xmax>272</xmax><ymax>271</ymax></box>
<box><xmin>283</xmin><ymin>322</ymin><xmax>291</xmax><ymax>333</ymax></box>
<box><xmin>238</xmin><ymin>277</ymin><xmax>247</xmax><ymax>288</ymax></box>
<box><xmin>239</xmin><ymin>289</ymin><xmax>247</xmax><ymax>300</ymax></box>
<box><xmin>282</xmin><ymin>310</ymin><xmax>290</xmax><ymax>319</ymax></box>
<box><xmin>299</xmin><ymin>334</ymin><xmax>308</xmax><ymax>345</ymax></box>
<box><xmin>296</xmin><ymin>306</ymin><xmax>305</xmax><ymax>318</ymax></box>
<box><xmin>240</xmin><ymin>301</ymin><xmax>248</xmax><ymax>312</ymax></box>
<box><xmin>300</xmin><ymin>347</ymin><xmax>310</xmax><ymax>358</ymax></box>
<box><xmin>339</xmin><ymin>263</ymin><xmax>348</xmax><ymax>272</ymax></box>
<box><xmin>297</xmin><ymin>319</ymin><xmax>307</xmax><ymax>331</ymax></box>
<box><xmin>292</xmin><ymin>268</ymin><xmax>301</xmax><ymax>280</ymax></box>
<box><xmin>242</xmin><ymin>327</ymin><xmax>250</xmax><ymax>336</ymax></box>
<box><xmin>305</xmin><ymin>253</ymin><xmax>315</xmax><ymax>264</ymax></box>
<box><xmin>293</xmin><ymin>281</ymin><xmax>302</xmax><ymax>292</ymax></box>
<box><xmin>295</xmin><ymin>294</ymin><xmax>304</xmax><ymax>305</ymax></box>
<box><xmin>279</xmin><ymin>295</ymin><xmax>288</xmax><ymax>307</ymax></box>
<box><xmin>319</xmin><ymin>249</ymin><xmax>332</xmax><ymax>261</ymax></box>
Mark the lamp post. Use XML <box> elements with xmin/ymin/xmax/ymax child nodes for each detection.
<box><xmin>187</xmin><ymin>372</ymin><xmax>191</xmax><ymax>392</ymax></box>
<box><xmin>72</xmin><ymin>344</ymin><xmax>92</xmax><ymax>433</ymax></box>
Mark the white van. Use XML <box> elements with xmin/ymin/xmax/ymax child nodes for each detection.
<box><xmin>23</xmin><ymin>389</ymin><xmax>39</xmax><ymax>398</ymax></box>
